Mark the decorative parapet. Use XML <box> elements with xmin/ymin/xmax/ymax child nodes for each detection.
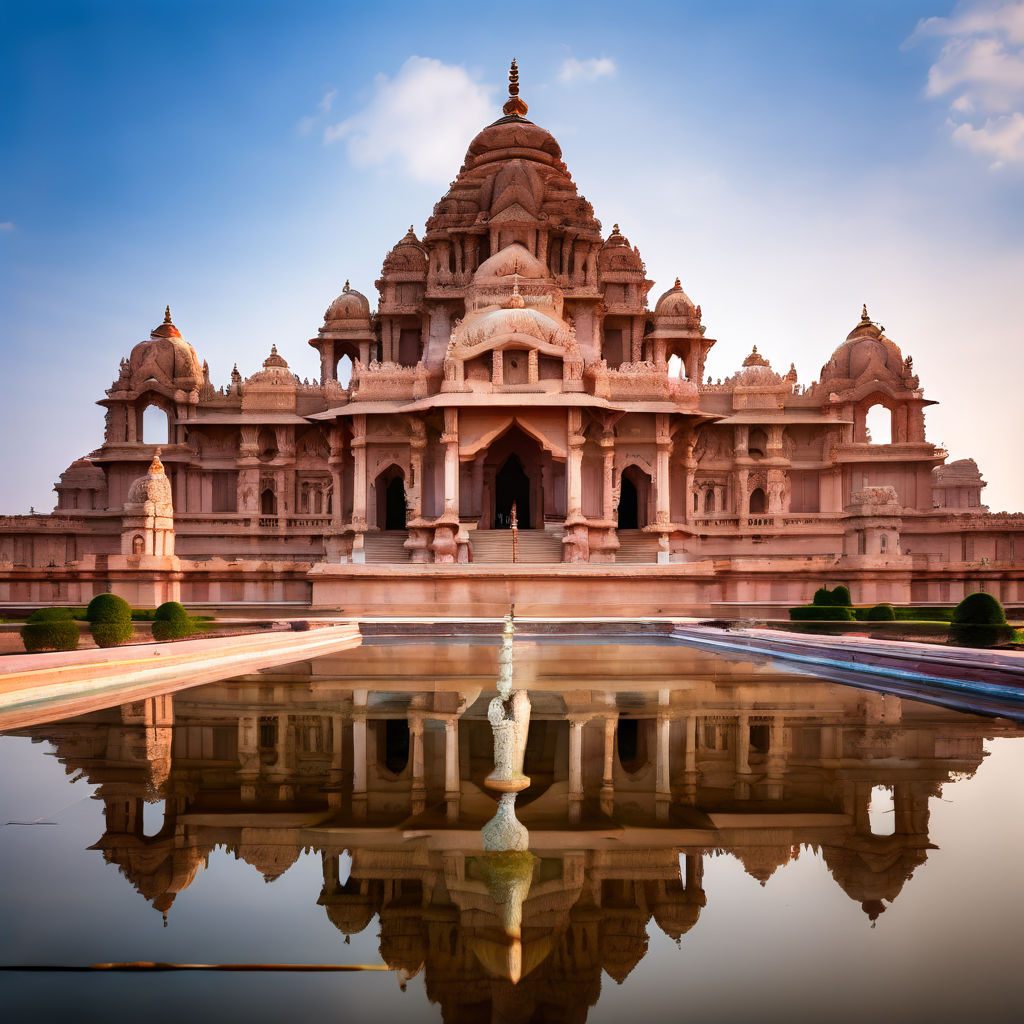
<box><xmin>350</xmin><ymin>360</ymin><xmax>429</xmax><ymax>401</ymax></box>
<box><xmin>846</xmin><ymin>486</ymin><xmax>901</xmax><ymax>515</ymax></box>
<box><xmin>587</xmin><ymin>360</ymin><xmax>698</xmax><ymax>403</ymax></box>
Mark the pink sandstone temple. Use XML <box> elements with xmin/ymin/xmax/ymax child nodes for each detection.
<box><xmin>2</xmin><ymin>63</ymin><xmax>1021</xmax><ymax>613</ymax></box>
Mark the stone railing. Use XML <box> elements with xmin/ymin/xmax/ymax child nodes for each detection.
<box><xmin>351</xmin><ymin>360</ymin><xmax>429</xmax><ymax>401</ymax></box>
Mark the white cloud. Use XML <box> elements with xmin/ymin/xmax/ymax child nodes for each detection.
<box><xmin>911</xmin><ymin>1</ymin><xmax>1024</xmax><ymax>164</ymax></box>
<box><xmin>317</xmin><ymin>87</ymin><xmax>337</xmax><ymax>115</ymax></box>
<box><xmin>558</xmin><ymin>56</ymin><xmax>616</xmax><ymax>84</ymax></box>
<box><xmin>951</xmin><ymin>110</ymin><xmax>1024</xmax><ymax>165</ymax></box>
<box><xmin>0</xmin><ymin>222</ymin><xmax>14</xmax><ymax>231</ymax></box>
<box><xmin>323</xmin><ymin>57</ymin><xmax>494</xmax><ymax>184</ymax></box>
<box><xmin>297</xmin><ymin>87</ymin><xmax>339</xmax><ymax>136</ymax></box>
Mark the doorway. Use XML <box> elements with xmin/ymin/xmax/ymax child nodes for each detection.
<box><xmin>618</xmin><ymin>476</ymin><xmax>639</xmax><ymax>529</ymax></box>
<box><xmin>495</xmin><ymin>454</ymin><xmax>531</xmax><ymax>528</ymax></box>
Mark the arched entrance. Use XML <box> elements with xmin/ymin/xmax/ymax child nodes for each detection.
<box><xmin>618</xmin><ymin>465</ymin><xmax>651</xmax><ymax>529</ymax></box>
<box><xmin>618</xmin><ymin>476</ymin><xmax>639</xmax><ymax>529</ymax></box>
<box><xmin>375</xmin><ymin>465</ymin><xmax>407</xmax><ymax>530</ymax></box>
<box><xmin>482</xmin><ymin>424</ymin><xmax>544</xmax><ymax>529</ymax></box>
<box><xmin>495</xmin><ymin>454</ymin><xmax>531</xmax><ymax>528</ymax></box>
<box><xmin>749</xmin><ymin>487</ymin><xmax>767</xmax><ymax>515</ymax></box>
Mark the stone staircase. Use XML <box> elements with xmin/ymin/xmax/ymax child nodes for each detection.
<box><xmin>363</xmin><ymin>530</ymin><xmax>411</xmax><ymax>563</ymax></box>
<box><xmin>614</xmin><ymin>529</ymin><xmax>659</xmax><ymax>564</ymax></box>
<box><xmin>470</xmin><ymin>528</ymin><xmax>564</xmax><ymax>564</ymax></box>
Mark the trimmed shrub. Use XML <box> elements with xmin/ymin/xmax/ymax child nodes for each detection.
<box><xmin>21</xmin><ymin>619</ymin><xmax>79</xmax><ymax>652</ymax></box>
<box><xmin>86</xmin><ymin>593</ymin><xmax>134</xmax><ymax>647</ymax></box>
<box><xmin>831</xmin><ymin>585</ymin><xmax>852</xmax><ymax>607</ymax></box>
<box><xmin>151</xmin><ymin>601</ymin><xmax>194</xmax><ymax>642</ymax></box>
<box><xmin>866</xmin><ymin>603</ymin><xmax>896</xmax><ymax>621</ymax></box>
<box><xmin>91</xmin><ymin>620</ymin><xmax>134</xmax><ymax>648</ymax></box>
<box><xmin>86</xmin><ymin>594</ymin><xmax>133</xmax><ymax>624</ymax></box>
<box><xmin>812</xmin><ymin>588</ymin><xmax>833</xmax><ymax>607</ymax></box>
<box><xmin>27</xmin><ymin>607</ymin><xmax>75</xmax><ymax>623</ymax></box>
<box><xmin>952</xmin><ymin>592</ymin><xmax>1007</xmax><ymax>626</ymax></box>
<box><xmin>790</xmin><ymin>605</ymin><xmax>855</xmax><ymax>621</ymax></box>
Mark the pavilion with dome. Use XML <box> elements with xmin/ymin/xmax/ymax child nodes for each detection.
<box><xmin>1</xmin><ymin>62</ymin><xmax>1021</xmax><ymax>613</ymax></box>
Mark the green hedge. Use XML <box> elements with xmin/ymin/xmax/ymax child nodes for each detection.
<box><xmin>812</xmin><ymin>585</ymin><xmax>852</xmax><ymax>607</ymax></box>
<box><xmin>866</xmin><ymin>603</ymin><xmax>896</xmax><ymax>621</ymax></box>
<box><xmin>21</xmin><ymin>619</ymin><xmax>79</xmax><ymax>652</ymax></box>
<box><xmin>790</xmin><ymin>605</ymin><xmax>856</xmax><ymax>621</ymax></box>
<box><xmin>953</xmin><ymin>592</ymin><xmax>1006</xmax><ymax>625</ymax></box>
<box><xmin>86</xmin><ymin>594</ymin><xmax>132</xmax><ymax>624</ymax></box>
<box><xmin>27</xmin><ymin>607</ymin><xmax>76</xmax><ymax>623</ymax></box>
<box><xmin>152</xmin><ymin>601</ymin><xmax>194</xmax><ymax>642</ymax></box>
<box><xmin>86</xmin><ymin>593</ymin><xmax>134</xmax><ymax>647</ymax></box>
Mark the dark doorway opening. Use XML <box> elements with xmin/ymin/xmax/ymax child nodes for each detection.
<box><xmin>260</xmin><ymin>488</ymin><xmax>277</xmax><ymax>516</ymax></box>
<box><xmin>749</xmin><ymin>487</ymin><xmax>767</xmax><ymax>515</ymax></box>
<box><xmin>385</xmin><ymin>476</ymin><xmax>406</xmax><ymax>530</ymax></box>
<box><xmin>618</xmin><ymin>476</ymin><xmax>639</xmax><ymax>529</ymax></box>
<box><xmin>495</xmin><ymin>454</ymin><xmax>531</xmax><ymax>528</ymax></box>
<box><xmin>383</xmin><ymin>718</ymin><xmax>410</xmax><ymax>775</ymax></box>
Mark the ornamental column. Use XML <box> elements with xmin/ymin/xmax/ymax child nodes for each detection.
<box><xmin>444</xmin><ymin>716</ymin><xmax>460</xmax><ymax>820</ymax></box>
<box><xmin>656</xmin><ymin>690</ymin><xmax>671</xmax><ymax>819</ymax></box>
<box><xmin>568</xmin><ymin>716</ymin><xmax>585</xmax><ymax>823</ymax></box>
<box><xmin>328</xmin><ymin>712</ymin><xmax>345</xmax><ymax>808</ymax></box>
<box><xmin>442</xmin><ymin>408</ymin><xmax>459</xmax><ymax>517</ymax></box>
<box><xmin>682</xmin><ymin>713</ymin><xmax>698</xmax><ymax>804</ymax></box>
<box><xmin>352</xmin><ymin>691</ymin><xmax>368</xmax><ymax>817</ymax></box>
<box><xmin>735</xmin><ymin>713</ymin><xmax>752</xmax><ymax>775</ymax></box>
<box><xmin>567</xmin><ymin>409</ymin><xmax>584</xmax><ymax>518</ymax></box>
<box><xmin>601</xmin><ymin>432</ymin><xmax>616</xmax><ymax>521</ymax></box>
<box><xmin>409</xmin><ymin>714</ymin><xmax>425</xmax><ymax>815</ymax></box>
<box><xmin>350</xmin><ymin>415</ymin><xmax>368</xmax><ymax>563</ymax></box>
<box><xmin>601</xmin><ymin>712</ymin><xmax>616</xmax><ymax>816</ymax></box>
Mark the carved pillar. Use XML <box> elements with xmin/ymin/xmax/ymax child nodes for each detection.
<box><xmin>442</xmin><ymin>408</ymin><xmax>459</xmax><ymax>517</ymax></box>
<box><xmin>237</xmin><ymin>714</ymin><xmax>258</xmax><ymax>802</ymax></box>
<box><xmin>472</xmin><ymin>453</ymin><xmax>485</xmax><ymax>523</ymax></box>
<box><xmin>601</xmin><ymin>433</ymin><xmax>615</xmax><ymax>521</ymax></box>
<box><xmin>492</xmin><ymin>349</ymin><xmax>504</xmax><ymax>387</ymax></box>
<box><xmin>656</xmin><ymin>694</ymin><xmax>671</xmax><ymax>819</ymax></box>
<box><xmin>568</xmin><ymin>716</ymin><xmax>584</xmax><ymax>823</ymax></box>
<box><xmin>601</xmin><ymin>713</ymin><xmax>616</xmax><ymax>814</ymax></box>
<box><xmin>528</xmin><ymin>348</ymin><xmax>538</xmax><ymax>383</ymax></box>
<box><xmin>352</xmin><ymin>691</ymin><xmax>368</xmax><ymax>817</ymax></box>
<box><xmin>655</xmin><ymin>415</ymin><xmax>672</xmax><ymax>527</ymax></box>
<box><xmin>567</xmin><ymin>409</ymin><xmax>584</xmax><ymax>519</ymax></box>
<box><xmin>350</xmin><ymin>416</ymin><xmax>367</xmax><ymax>562</ymax></box>
<box><xmin>410</xmin><ymin>714</ymin><xmax>425</xmax><ymax>815</ymax></box>
<box><xmin>444</xmin><ymin>716</ymin><xmax>460</xmax><ymax>820</ymax></box>
<box><xmin>735</xmin><ymin>713</ymin><xmax>752</xmax><ymax>775</ymax></box>
<box><xmin>409</xmin><ymin>420</ymin><xmax>425</xmax><ymax>521</ymax></box>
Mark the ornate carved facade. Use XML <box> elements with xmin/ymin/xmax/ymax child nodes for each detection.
<box><xmin>1</xmin><ymin>63</ymin><xmax>1021</xmax><ymax>610</ymax></box>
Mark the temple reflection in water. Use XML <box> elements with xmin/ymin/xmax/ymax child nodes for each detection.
<box><xmin>14</xmin><ymin>639</ymin><xmax>1021</xmax><ymax>1023</ymax></box>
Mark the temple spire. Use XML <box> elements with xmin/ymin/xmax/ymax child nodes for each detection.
<box><xmin>163</xmin><ymin>305</ymin><xmax>173</xmax><ymax>324</ymax></box>
<box><xmin>860</xmin><ymin>303</ymin><xmax>871</xmax><ymax>324</ymax></box>
<box><xmin>502</xmin><ymin>59</ymin><xmax>529</xmax><ymax>117</ymax></box>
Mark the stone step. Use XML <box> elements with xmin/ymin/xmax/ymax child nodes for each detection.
<box><xmin>614</xmin><ymin>530</ymin><xmax>659</xmax><ymax>564</ymax></box>
<box><xmin>363</xmin><ymin>531</ymin><xmax>411</xmax><ymax>563</ymax></box>
<box><xmin>470</xmin><ymin>529</ymin><xmax>563</xmax><ymax>564</ymax></box>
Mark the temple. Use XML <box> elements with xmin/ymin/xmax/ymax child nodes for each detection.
<box><xmin>1</xmin><ymin>61</ymin><xmax>1022</xmax><ymax>612</ymax></box>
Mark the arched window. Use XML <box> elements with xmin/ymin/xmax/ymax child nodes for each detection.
<box><xmin>750</xmin><ymin>487</ymin><xmax>767</xmax><ymax>514</ymax></box>
<box><xmin>336</xmin><ymin>354</ymin><xmax>353</xmax><ymax>387</ymax></box>
<box><xmin>704</xmin><ymin>488</ymin><xmax>715</xmax><ymax>514</ymax></box>
<box><xmin>141</xmin><ymin>404</ymin><xmax>171</xmax><ymax>445</ymax></box>
<box><xmin>748</xmin><ymin>428</ymin><xmax>767</xmax><ymax>458</ymax></box>
<box><xmin>260</xmin><ymin>488</ymin><xmax>277</xmax><ymax>515</ymax></box>
<box><xmin>258</xmin><ymin>428</ymin><xmax>278</xmax><ymax>461</ymax></box>
<box><xmin>869</xmin><ymin>785</ymin><xmax>895</xmax><ymax>836</ymax></box>
<box><xmin>132</xmin><ymin>535</ymin><xmax>145</xmax><ymax>554</ymax></box>
<box><xmin>865</xmin><ymin>404</ymin><xmax>892</xmax><ymax>445</ymax></box>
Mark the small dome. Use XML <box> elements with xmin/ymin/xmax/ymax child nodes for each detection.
<box><xmin>654</xmin><ymin>278</ymin><xmax>697</xmax><ymax>319</ymax></box>
<box><xmin>126</xmin><ymin>307</ymin><xmax>203</xmax><ymax>392</ymax></box>
<box><xmin>742</xmin><ymin>345</ymin><xmax>770</xmax><ymax>368</ymax></box>
<box><xmin>381</xmin><ymin>226</ymin><xmax>428</xmax><ymax>276</ymax></box>
<box><xmin>126</xmin><ymin>451</ymin><xmax>173</xmax><ymax>508</ymax></box>
<box><xmin>821</xmin><ymin>307</ymin><xmax>906</xmax><ymax>385</ymax></box>
<box><xmin>325</xmin><ymin>281</ymin><xmax>371</xmax><ymax>324</ymax></box>
<box><xmin>475</xmin><ymin>242</ymin><xmax>549</xmax><ymax>281</ymax></box>
<box><xmin>245</xmin><ymin>345</ymin><xmax>296</xmax><ymax>385</ymax></box>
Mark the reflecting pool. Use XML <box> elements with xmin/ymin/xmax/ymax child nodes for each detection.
<box><xmin>2</xmin><ymin>630</ymin><xmax>1023</xmax><ymax>1022</ymax></box>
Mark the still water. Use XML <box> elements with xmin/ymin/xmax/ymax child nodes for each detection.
<box><xmin>1</xmin><ymin>633</ymin><xmax>1023</xmax><ymax>1023</ymax></box>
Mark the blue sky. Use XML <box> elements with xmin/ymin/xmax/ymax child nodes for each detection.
<box><xmin>2</xmin><ymin>0</ymin><xmax>1022</xmax><ymax>510</ymax></box>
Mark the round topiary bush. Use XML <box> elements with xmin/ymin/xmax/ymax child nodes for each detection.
<box><xmin>831</xmin><ymin>585</ymin><xmax>852</xmax><ymax>607</ymax></box>
<box><xmin>26</xmin><ymin>607</ymin><xmax>75</xmax><ymax>623</ymax></box>
<box><xmin>151</xmin><ymin>601</ymin><xmax>193</xmax><ymax>642</ymax></box>
<box><xmin>86</xmin><ymin>593</ymin><xmax>134</xmax><ymax>647</ymax></box>
<box><xmin>867</xmin><ymin>603</ymin><xmax>896</xmax><ymax>621</ymax></box>
<box><xmin>952</xmin><ymin>592</ymin><xmax>1007</xmax><ymax>625</ymax></box>
<box><xmin>86</xmin><ymin>593</ymin><xmax>133</xmax><ymax>624</ymax></box>
<box><xmin>812</xmin><ymin>587</ymin><xmax>833</xmax><ymax>607</ymax></box>
<box><xmin>21</xmin><ymin>618</ymin><xmax>79</xmax><ymax>652</ymax></box>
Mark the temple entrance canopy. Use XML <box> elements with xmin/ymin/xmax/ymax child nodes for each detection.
<box><xmin>484</xmin><ymin>425</ymin><xmax>544</xmax><ymax>529</ymax></box>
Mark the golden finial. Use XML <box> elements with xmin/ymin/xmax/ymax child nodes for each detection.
<box><xmin>151</xmin><ymin>447</ymin><xmax>165</xmax><ymax>475</ymax></box>
<box><xmin>612</xmin><ymin>223</ymin><xmax>620</xmax><ymax>234</ymax></box>
<box><xmin>502</xmin><ymin>59</ymin><xmax>529</xmax><ymax>117</ymax></box>
<box><xmin>674</xmin><ymin>277</ymin><xmax>681</xmax><ymax>288</ymax></box>
<box><xmin>860</xmin><ymin>303</ymin><xmax>871</xmax><ymax>323</ymax></box>
<box><xmin>343</xmin><ymin>279</ymin><xmax>350</xmax><ymax>293</ymax></box>
<box><xmin>163</xmin><ymin>305</ymin><xmax>172</xmax><ymax>324</ymax></box>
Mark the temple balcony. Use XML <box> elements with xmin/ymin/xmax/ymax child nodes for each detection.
<box><xmin>350</xmin><ymin>361</ymin><xmax>429</xmax><ymax>402</ymax></box>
